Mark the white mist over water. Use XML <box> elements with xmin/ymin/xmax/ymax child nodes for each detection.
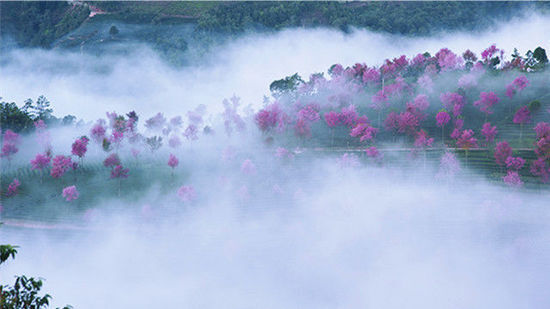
<box><xmin>1</xmin><ymin>13</ymin><xmax>549</xmax><ymax>121</ymax></box>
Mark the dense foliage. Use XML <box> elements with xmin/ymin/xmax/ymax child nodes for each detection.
<box><xmin>2</xmin><ymin>1</ymin><xmax>550</xmax><ymax>49</ymax></box>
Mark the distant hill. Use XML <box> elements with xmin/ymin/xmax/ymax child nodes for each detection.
<box><xmin>2</xmin><ymin>1</ymin><xmax>550</xmax><ymax>50</ymax></box>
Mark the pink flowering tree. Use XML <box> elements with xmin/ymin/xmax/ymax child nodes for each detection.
<box><xmin>168</xmin><ymin>153</ymin><xmax>179</xmax><ymax>176</ymax></box>
<box><xmin>90</xmin><ymin>120</ymin><xmax>107</xmax><ymax>144</ymax></box>
<box><xmin>534</xmin><ymin>122</ymin><xmax>550</xmax><ymax>160</ymax></box>
<box><xmin>494</xmin><ymin>141</ymin><xmax>513</xmax><ymax>168</ymax></box>
<box><xmin>62</xmin><ymin>185</ymin><xmax>79</xmax><ymax>202</ymax></box>
<box><xmin>505</xmin><ymin>76</ymin><xmax>529</xmax><ymax>100</ymax></box>
<box><xmin>324</xmin><ymin>111</ymin><xmax>341</xmax><ymax>146</ymax></box>
<box><xmin>1</xmin><ymin>130</ymin><xmax>20</xmax><ymax>168</ymax></box>
<box><xmin>50</xmin><ymin>155</ymin><xmax>72</xmax><ymax>179</ymax></box>
<box><xmin>413</xmin><ymin>130</ymin><xmax>434</xmax><ymax>167</ymax></box>
<box><xmin>513</xmin><ymin>106</ymin><xmax>531</xmax><ymax>143</ymax></box>
<box><xmin>530</xmin><ymin>158</ymin><xmax>550</xmax><ymax>183</ymax></box>
<box><xmin>111</xmin><ymin>165</ymin><xmax>129</xmax><ymax>196</ymax></box>
<box><xmin>30</xmin><ymin>153</ymin><xmax>51</xmax><ymax>183</ymax></box>
<box><xmin>71</xmin><ymin>136</ymin><xmax>90</xmax><ymax>168</ymax></box>
<box><xmin>480</xmin><ymin>123</ymin><xmax>498</xmax><ymax>147</ymax></box>
<box><xmin>505</xmin><ymin>156</ymin><xmax>525</xmax><ymax>171</ymax></box>
<box><xmin>440</xmin><ymin>92</ymin><xmax>465</xmax><ymax>118</ymax></box>
<box><xmin>456</xmin><ymin>129</ymin><xmax>478</xmax><ymax>164</ymax></box>
<box><xmin>473</xmin><ymin>92</ymin><xmax>500</xmax><ymax>122</ymax></box>
<box><xmin>436</xmin><ymin>110</ymin><xmax>451</xmax><ymax>144</ymax></box>
<box><xmin>6</xmin><ymin>178</ymin><xmax>21</xmax><ymax>197</ymax></box>
<box><xmin>503</xmin><ymin>171</ymin><xmax>522</xmax><ymax>187</ymax></box>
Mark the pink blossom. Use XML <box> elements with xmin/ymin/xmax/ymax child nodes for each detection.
<box><xmin>414</xmin><ymin>130</ymin><xmax>434</xmax><ymax>149</ymax></box>
<box><xmin>397</xmin><ymin>112</ymin><xmax>419</xmax><ymax>135</ymax></box>
<box><xmin>481</xmin><ymin>44</ymin><xmax>503</xmax><ymax>63</ymax></box>
<box><xmin>362</xmin><ymin>67</ymin><xmax>381</xmax><ymax>84</ymax></box>
<box><xmin>411</xmin><ymin>53</ymin><xmax>426</xmax><ymax>67</ymax></box>
<box><xmin>71</xmin><ymin>136</ymin><xmax>89</xmax><ymax>158</ymax></box>
<box><xmin>1</xmin><ymin>143</ymin><xmax>18</xmax><ymax>160</ymax></box>
<box><xmin>51</xmin><ymin>155</ymin><xmax>73</xmax><ymax>178</ymax></box>
<box><xmin>241</xmin><ymin>159</ymin><xmax>256</xmax><ymax>175</ymax></box>
<box><xmin>450</xmin><ymin>128</ymin><xmax>461</xmax><ymax>140</ymax></box>
<box><xmin>534</xmin><ymin>136</ymin><xmax>550</xmax><ymax>159</ymax></box>
<box><xmin>435</xmin><ymin>48</ymin><xmax>462</xmax><ymax>71</ymax></box>
<box><xmin>324</xmin><ymin>111</ymin><xmax>342</xmax><ymax>128</ymax></box>
<box><xmin>110</xmin><ymin>131</ymin><xmax>124</xmax><ymax>144</ymax></box>
<box><xmin>503</xmin><ymin>171</ymin><xmax>522</xmax><ymax>187</ymax></box>
<box><xmin>90</xmin><ymin>121</ymin><xmax>106</xmax><ymax>143</ymax></box>
<box><xmin>255</xmin><ymin>103</ymin><xmax>287</xmax><ymax>132</ymax></box>
<box><xmin>350</xmin><ymin>123</ymin><xmax>378</xmax><ymax>142</ymax></box>
<box><xmin>3</xmin><ymin>130</ymin><xmax>19</xmax><ymax>144</ymax></box>
<box><xmin>473</xmin><ymin>92</ymin><xmax>500</xmax><ymax>115</ymax></box>
<box><xmin>297</xmin><ymin>104</ymin><xmax>320</xmax><ymax>122</ymax></box>
<box><xmin>436</xmin><ymin>111</ymin><xmax>451</xmax><ymax>127</ymax></box>
<box><xmin>456</xmin><ymin>129</ymin><xmax>478</xmax><ymax>150</ymax></box>
<box><xmin>177</xmin><ymin>185</ymin><xmax>196</xmax><ymax>202</ymax></box>
<box><xmin>339</xmin><ymin>105</ymin><xmax>359</xmax><ymax>127</ymax></box>
<box><xmin>494</xmin><ymin>141</ymin><xmax>512</xmax><ymax>166</ymax></box>
<box><xmin>110</xmin><ymin>165</ymin><xmax>129</xmax><ymax>179</ymax></box>
<box><xmin>30</xmin><ymin>153</ymin><xmax>51</xmax><ymax>170</ymax></box>
<box><xmin>412</xmin><ymin>94</ymin><xmax>430</xmax><ymax>111</ymax></box>
<box><xmin>534</xmin><ymin>122</ymin><xmax>550</xmax><ymax>139</ymax></box>
<box><xmin>168</xmin><ymin>154</ymin><xmax>179</xmax><ymax>169</ymax></box>
<box><xmin>512</xmin><ymin>75</ymin><xmax>529</xmax><ymax>91</ymax></box>
<box><xmin>62</xmin><ymin>185</ymin><xmax>79</xmax><ymax>202</ymax></box>
<box><xmin>6</xmin><ymin>178</ymin><xmax>20</xmax><ymax>197</ymax></box>
<box><xmin>440</xmin><ymin>92</ymin><xmax>464</xmax><ymax>117</ymax></box>
<box><xmin>384</xmin><ymin>112</ymin><xmax>399</xmax><ymax>132</ymax></box>
<box><xmin>513</xmin><ymin>106</ymin><xmax>531</xmax><ymax>124</ymax></box>
<box><xmin>294</xmin><ymin>117</ymin><xmax>311</xmax><ymax>138</ymax></box>
<box><xmin>505</xmin><ymin>156</ymin><xmax>525</xmax><ymax>171</ymax></box>
<box><xmin>481</xmin><ymin>123</ymin><xmax>498</xmax><ymax>145</ymax></box>
<box><xmin>103</xmin><ymin>153</ymin><xmax>121</xmax><ymax>168</ymax></box>
<box><xmin>530</xmin><ymin>158</ymin><xmax>550</xmax><ymax>183</ymax></box>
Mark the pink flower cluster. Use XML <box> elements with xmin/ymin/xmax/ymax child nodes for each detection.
<box><xmin>473</xmin><ymin>92</ymin><xmax>500</xmax><ymax>115</ymax></box>
<box><xmin>481</xmin><ymin>122</ymin><xmax>498</xmax><ymax>145</ymax></box>
<box><xmin>168</xmin><ymin>154</ymin><xmax>179</xmax><ymax>169</ymax></box>
<box><xmin>1</xmin><ymin>130</ymin><xmax>19</xmax><ymax>161</ymax></box>
<box><xmin>62</xmin><ymin>185</ymin><xmax>79</xmax><ymax>202</ymax></box>
<box><xmin>51</xmin><ymin>155</ymin><xmax>73</xmax><ymax>178</ymax></box>
<box><xmin>71</xmin><ymin>136</ymin><xmax>89</xmax><ymax>158</ymax></box>
<box><xmin>6</xmin><ymin>178</ymin><xmax>21</xmax><ymax>197</ymax></box>
<box><xmin>30</xmin><ymin>153</ymin><xmax>51</xmax><ymax>171</ymax></box>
